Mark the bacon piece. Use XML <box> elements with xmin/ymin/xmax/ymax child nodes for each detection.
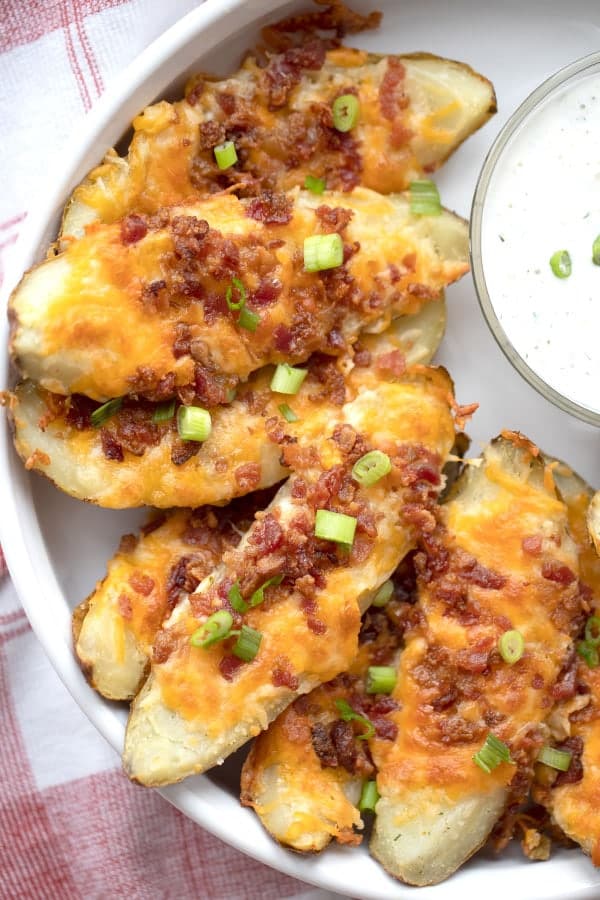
<box><xmin>121</xmin><ymin>214</ymin><xmax>148</xmax><ymax>245</ymax></box>
<box><xmin>246</xmin><ymin>192</ymin><xmax>293</xmax><ymax>224</ymax></box>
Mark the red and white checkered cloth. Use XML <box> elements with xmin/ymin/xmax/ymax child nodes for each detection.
<box><xmin>0</xmin><ymin>3</ymin><xmax>342</xmax><ymax>897</ymax></box>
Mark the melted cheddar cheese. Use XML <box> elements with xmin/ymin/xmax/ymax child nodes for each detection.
<box><xmin>10</xmin><ymin>188</ymin><xmax>468</xmax><ymax>401</ymax></box>
<box><xmin>122</xmin><ymin>369</ymin><xmax>456</xmax><ymax>786</ymax></box>
<box><xmin>370</xmin><ymin>436</ymin><xmax>582</xmax><ymax>887</ymax></box>
<box><xmin>60</xmin><ymin>49</ymin><xmax>495</xmax><ymax>238</ymax></box>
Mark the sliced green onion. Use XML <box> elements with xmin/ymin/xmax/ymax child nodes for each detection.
<box><xmin>214</xmin><ymin>140</ymin><xmax>237</xmax><ymax>170</ymax></box>
<box><xmin>304</xmin><ymin>233</ymin><xmax>344</xmax><ymax>273</ymax></box>
<box><xmin>537</xmin><ymin>745</ymin><xmax>572</xmax><ymax>772</ymax></box>
<box><xmin>549</xmin><ymin>249</ymin><xmax>572</xmax><ymax>279</ymax></box>
<box><xmin>366</xmin><ymin>666</ymin><xmax>397</xmax><ymax>695</ymax></box>
<box><xmin>91</xmin><ymin>397</ymin><xmax>122</xmax><ymax>428</ymax></box>
<box><xmin>190</xmin><ymin>609</ymin><xmax>233</xmax><ymax>648</ymax></box>
<box><xmin>304</xmin><ymin>175</ymin><xmax>326</xmax><ymax>194</ymax></box>
<box><xmin>472</xmin><ymin>733</ymin><xmax>513</xmax><ymax>774</ymax></box>
<box><xmin>177</xmin><ymin>405</ymin><xmax>212</xmax><ymax>442</ymax></box>
<box><xmin>372</xmin><ymin>580</ymin><xmax>394</xmax><ymax>608</ymax></box>
<box><xmin>358</xmin><ymin>779</ymin><xmax>379</xmax><ymax>813</ymax></box>
<box><xmin>585</xmin><ymin>615</ymin><xmax>600</xmax><ymax>647</ymax></box>
<box><xmin>226</xmin><ymin>388</ymin><xmax>237</xmax><ymax>403</ymax></box>
<box><xmin>498</xmin><ymin>629</ymin><xmax>525</xmax><ymax>665</ymax></box>
<box><xmin>278</xmin><ymin>403</ymin><xmax>299</xmax><ymax>423</ymax></box>
<box><xmin>335</xmin><ymin>698</ymin><xmax>375</xmax><ymax>740</ymax></box>
<box><xmin>593</xmin><ymin>235</ymin><xmax>600</xmax><ymax>266</ymax></box>
<box><xmin>249</xmin><ymin>574</ymin><xmax>284</xmax><ymax>608</ymax></box>
<box><xmin>332</xmin><ymin>93</ymin><xmax>360</xmax><ymax>132</ymax></box>
<box><xmin>228</xmin><ymin>581</ymin><xmax>247</xmax><ymax>613</ymax></box>
<box><xmin>314</xmin><ymin>509</ymin><xmax>357</xmax><ymax>546</ymax></box>
<box><xmin>152</xmin><ymin>399</ymin><xmax>176</xmax><ymax>423</ymax></box>
<box><xmin>352</xmin><ymin>450</ymin><xmax>392</xmax><ymax>487</ymax></box>
<box><xmin>232</xmin><ymin>624</ymin><xmax>262</xmax><ymax>662</ymax></box>
<box><xmin>238</xmin><ymin>306</ymin><xmax>261</xmax><ymax>332</ymax></box>
<box><xmin>410</xmin><ymin>180</ymin><xmax>442</xmax><ymax>216</ymax></box>
<box><xmin>577</xmin><ymin>639</ymin><xmax>599</xmax><ymax>668</ymax></box>
<box><xmin>225</xmin><ymin>277</ymin><xmax>247</xmax><ymax>311</ymax></box>
<box><xmin>270</xmin><ymin>363</ymin><xmax>308</xmax><ymax>395</ymax></box>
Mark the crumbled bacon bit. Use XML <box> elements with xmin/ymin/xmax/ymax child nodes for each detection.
<box><xmin>234</xmin><ymin>462</ymin><xmax>261</xmax><ymax>491</ymax></box>
<box><xmin>379</xmin><ymin>58</ymin><xmax>408</xmax><ymax>120</ymax></box>
<box><xmin>272</xmin><ymin>658</ymin><xmax>299</xmax><ymax>690</ymax></box>
<box><xmin>117</xmin><ymin>594</ymin><xmax>133</xmax><ymax>620</ymax></box>
<box><xmin>542</xmin><ymin>560</ymin><xmax>576</xmax><ymax>586</ymax></box>
<box><xmin>141</xmin><ymin>515</ymin><xmax>166</xmax><ymax>536</ymax></box>
<box><xmin>552</xmin><ymin>649</ymin><xmax>578</xmax><ymax>701</ymax></box>
<box><xmin>172</xmin><ymin>323</ymin><xmax>192</xmax><ymax>359</ymax></box>
<box><xmin>118</xmin><ymin>533</ymin><xmax>138</xmax><ymax>553</ymax></box>
<box><xmin>311</xmin><ymin>722</ymin><xmax>338</xmax><ymax>767</ymax></box>
<box><xmin>248</xmin><ymin>514</ymin><xmax>284</xmax><ymax>554</ymax></box>
<box><xmin>376</xmin><ymin>349</ymin><xmax>407</xmax><ymax>378</ymax></box>
<box><xmin>353</xmin><ymin>344</ymin><xmax>371</xmax><ymax>367</ymax></box>
<box><xmin>553</xmin><ymin>736</ymin><xmax>584</xmax><ymax>787</ymax></box>
<box><xmin>263</xmin><ymin>41</ymin><xmax>326</xmax><ymax>108</ymax></box>
<box><xmin>100</xmin><ymin>429</ymin><xmax>124</xmax><ymax>462</ymax></box>
<box><xmin>197</xmin><ymin>120</ymin><xmax>226</xmax><ymax>151</ymax></box>
<box><xmin>219</xmin><ymin>654</ymin><xmax>244</xmax><ymax>681</ymax></box>
<box><xmin>314</xmin><ymin>205</ymin><xmax>354</xmax><ymax>233</ymax></box>
<box><xmin>141</xmin><ymin>279</ymin><xmax>168</xmax><ymax>314</ymax></box>
<box><xmin>252</xmin><ymin>278</ymin><xmax>282</xmax><ymax>306</ymax></box>
<box><xmin>128</xmin><ymin>573</ymin><xmax>155</xmax><ymax>596</ymax></box>
<box><xmin>522</xmin><ymin>535</ymin><xmax>543</xmax><ymax>556</ymax></box>
<box><xmin>246</xmin><ymin>191</ymin><xmax>293</xmax><ymax>224</ymax></box>
<box><xmin>121</xmin><ymin>214</ymin><xmax>148</xmax><ymax>245</ymax></box>
<box><xmin>273</xmin><ymin>323</ymin><xmax>293</xmax><ymax>352</ymax></box>
<box><xmin>166</xmin><ymin>556</ymin><xmax>200</xmax><ymax>610</ymax></box>
<box><xmin>66</xmin><ymin>395</ymin><xmax>96</xmax><ymax>430</ymax></box>
<box><xmin>171</xmin><ymin>440</ymin><xmax>201</xmax><ymax>466</ymax></box>
<box><xmin>153</xmin><ymin>630</ymin><xmax>175</xmax><ymax>664</ymax></box>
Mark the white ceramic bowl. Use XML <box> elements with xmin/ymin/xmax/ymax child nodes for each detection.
<box><xmin>2</xmin><ymin>1</ymin><xmax>600</xmax><ymax>898</ymax></box>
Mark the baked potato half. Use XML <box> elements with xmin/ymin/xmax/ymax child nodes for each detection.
<box><xmin>369</xmin><ymin>434</ymin><xmax>585</xmax><ymax>886</ymax></box>
<box><xmin>533</xmin><ymin>465</ymin><xmax>600</xmax><ymax>865</ymax></box>
<box><xmin>10</xmin><ymin>187</ymin><xmax>467</xmax><ymax>402</ymax></box>
<box><xmin>73</xmin><ymin>496</ymin><xmax>269</xmax><ymax>700</ymax></box>
<box><xmin>9</xmin><ymin>299</ymin><xmax>446</xmax><ymax>508</ymax></box>
<box><xmin>241</xmin><ymin>561</ymin><xmax>415</xmax><ymax>851</ymax></box>
<box><xmin>122</xmin><ymin>367</ymin><xmax>456</xmax><ymax>786</ymax></box>
<box><xmin>60</xmin><ymin>46</ymin><xmax>495</xmax><ymax>239</ymax></box>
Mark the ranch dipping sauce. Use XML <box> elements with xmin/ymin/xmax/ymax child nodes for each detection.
<box><xmin>478</xmin><ymin>63</ymin><xmax>600</xmax><ymax>421</ymax></box>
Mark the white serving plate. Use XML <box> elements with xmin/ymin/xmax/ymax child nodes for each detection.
<box><xmin>2</xmin><ymin>1</ymin><xmax>600</xmax><ymax>898</ymax></box>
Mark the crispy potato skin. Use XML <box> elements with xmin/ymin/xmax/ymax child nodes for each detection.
<box><xmin>533</xmin><ymin>471</ymin><xmax>600</xmax><ymax>863</ymax></box>
<box><xmin>370</xmin><ymin>436</ymin><xmax>583</xmax><ymax>886</ymax></box>
<box><xmin>9</xmin><ymin>301</ymin><xmax>446</xmax><ymax>508</ymax></box>
<box><xmin>123</xmin><ymin>368</ymin><xmax>456</xmax><ymax>786</ymax></box>
<box><xmin>10</xmin><ymin>189</ymin><xmax>467</xmax><ymax>402</ymax></box>
<box><xmin>60</xmin><ymin>48</ymin><xmax>496</xmax><ymax>237</ymax></box>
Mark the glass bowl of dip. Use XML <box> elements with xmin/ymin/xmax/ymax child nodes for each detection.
<box><xmin>471</xmin><ymin>52</ymin><xmax>600</xmax><ymax>426</ymax></box>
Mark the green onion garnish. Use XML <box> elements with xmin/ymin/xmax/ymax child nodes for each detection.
<box><xmin>225</xmin><ymin>277</ymin><xmax>261</xmax><ymax>332</ymax></box>
<box><xmin>303</xmin><ymin>233</ymin><xmax>344</xmax><ymax>273</ymax></box>
<box><xmin>409</xmin><ymin>180</ymin><xmax>442</xmax><ymax>216</ymax></box>
<box><xmin>314</xmin><ymin>509</ymin><xmax>357</xmax><ymax>547</ymax></box>
<box><xmin>335</xmin><ymin>698</ymin><xmax>375</xmax><ymax>740</ymax></box>
<box><xmin>472</xmin><ymin>733</ymin><xmax>514</xmax><ymax>774</ymax></box>
<box><xmin>537</xmin><ymin>745</ymin><xmax>572</xmax><ymax>772</ymax></box>
<box><xmin>352</xmin><ymin>450</ymin><xmax>392</xmax><ymax>487</ymax></box>
<box><xmin>228</xmin><ymin>581</ymin><xmax>247</xmax><ymax>613</ymax></box>
<box><xmin>214</xmin><ymin>140</ymin><xmax>237</xmax><ymax>170</ymax></box>
<box><xmin>593</xmin><ymin>235</ymin><xmax>600</xmax><ymax>266</ymax></box>
<box><xmin>270</xmin><ymin>363</ymin><xmax>308</xmax><ymax>395</ymax></box>
<box><xmin>497</xmin><ymin>629</ymin><xmax>525</xmax><ymax>665</ymax></box>
<box><xmin>225</xmin><ymin>277</ymin><xmax>247</xmax><ymax>311</ymax></box>
<box><xmin>232</xmin><ymin>624</ymin><xmax>262</xmax><ymax>662</ymax></box>
<box><xmin>190</xmin><ymin>609</ymin><xmax>233</xmax><ymax>648</ymax></box>
<box><xmin>366</xmin><ymin>665</ymin><xmax>397</xmax><ymax>695</ymax></box>
<box><xmin>249</xmin><ymin>574</ymin><xmax>284</xmax><ymax>608</ymax></box>
<box><xmin>304</xmin><ymin>175</ymin><xmax>326</xmax><ymax>194</ymax></box>
<box><xmin>577</xmin><ymin>639</ymin><xmax>599</xmax><ymax>668</ymax></box>
<box><xmin>278</xmin><ymin>403</ymin><xmax>299</xmax><ymax>423</ymax></box>
<box><xmin>91</xmin><ymin>397</ymin><xmax>123</xmax><ymax>428</ymax></box>
<box><xmin>372</xmin><ymin>580</ymin><xmax>394</xmax><ymax>608</ymax></box>
<box><xmin>332</xmin><ymin>94</ymin><xmax>360</xmax><ymax>132</ymax></box>
<box><xmin>238</xmin><ymin>306</ymin><xmax>261</xmax><ymax>332</ymax></box>
<box><xmin>152</xmin><ymin>399</ymin><xmax>176</xmax><ymax>423</ymax></box>
<box><xmin>549</xmin><ymin>249</ymin><xmax>572</xmax><ymax>279</ymax></box>
<box><xmin>358</xmin><ymin>779</ymin><xmax>379</xmax><ymax>813</ymax></box>
<box><xmin>177</xmin><ymin>405</ymin><xmax>212</xmax><ymax>442</ymax></box>
<box><xmin>585</xmin><ymin>615</ymin><xmax>600</xmax><ymax>647</ymax></box>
